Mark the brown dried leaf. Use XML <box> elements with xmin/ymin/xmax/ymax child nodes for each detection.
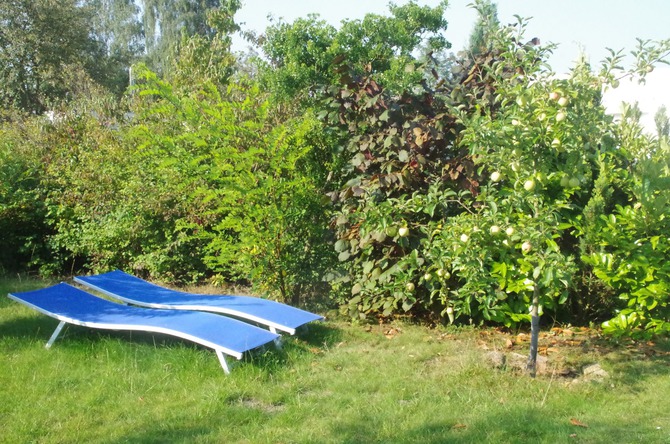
<box><xmin>570</xmin><ymin>418</ymin><xmax>588</xmax><ymax>428</ymax></box>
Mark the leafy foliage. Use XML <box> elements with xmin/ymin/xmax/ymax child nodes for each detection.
<box><xmin>2</xmin><ymin>1</ymin><xmax>670</xmax><ymax>338</ymax></box>
<box><xmin>85</xmin><ymin>0</ymin><xmax>145</xmax><ymax>95</ymax></box>
<box><xmin>260</xmin><ymin>0</ymin><xmax>450</xmax><ymax>103</ymax></box>
<box><xmin>584</xmin><ymin>115</ymin><xmax>670</xmax><ymax>338</ymax></box>
<box><xmin>324</xmin><ymin>6</ymin><xmax>670</xmax><ymax>338</ymax></box>
<box><xmin>141</xmin><ymin>0</ymin><xmax>235</xmax><ymax>74</ymax></box>
<box><xmin>0</xmin><ymin>114</ymin><xmax>51</xmax><ymax>271</ymax></box>
<box><xmin>0</xmin><ymin>0</ymin><xmax>106</xmax><ymax>113</ymax></box>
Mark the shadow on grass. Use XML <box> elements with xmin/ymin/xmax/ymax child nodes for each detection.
<box><xmin>295</xmin><ymin>321</ymin><xmax>343</xmax><ymax>347</ymax></box>
<box><xmin>0</xmin><ymin>315</ymin><xmax>203</xmax><ymax>348</ymax></box>
<box><xmin>328</xmin><ymin>406</ymin><xmax>661</xmax><ymax>443</ymax></box>
<box><xmin>605</xmin><ymin>353</ymin><xmax>670</xmax><ymax>390</ymax></box>
<box><xmin>240</xmin><ymin>321</ymin><xmax>343</xmax><ymax>373</ymax></box>
<box><xmin>583</xmin><ymin>336</ymin><xmax>670</xmax><ymax>389</ymax></box>
<box><xmin>110</xmin><ymin>405</ymin><xmax>277</xmax><ymax>444</ymax></box>
<box><xmin>0</xmin><ymin>315</ymin><xmax>58</xmax><ymax>345</ymax></box>
<box><xmin>109</xmin><ymin>425</ymin><xmax>217</xmax><ymax>444</ymax></box>
<box><xmin>1</xmin><ymin>311</ymin><xmax>343</xmax><ymax>376</ymax></box>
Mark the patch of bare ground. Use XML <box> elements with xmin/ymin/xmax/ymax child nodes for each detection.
<box><xmin>472</xmin><ymin>326</ymin><xmax>670</xmax><ymax>382</ymax></box>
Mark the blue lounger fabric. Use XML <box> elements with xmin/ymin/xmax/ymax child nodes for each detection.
<box><xmin>75</xmin><ymin>270</ymin><xmax>323</xmax><ymax>335</ymax></box>
<box><xmin>9</xmin><ymin>283</ymin><xmax>280</xmax><ymax>371</ymax></box>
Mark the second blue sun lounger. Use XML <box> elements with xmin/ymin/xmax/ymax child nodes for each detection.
<box><xmin>75</xmin><ymin>270</ymin><xmax>323</xmax><ymax>335</ymax></box>
<box><xmin>8</xmin><ymin>283</ymin><xmax>280</xmax><ymax>373</ymax></box>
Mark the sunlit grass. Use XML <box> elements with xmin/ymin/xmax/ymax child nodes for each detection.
<box><xmin>2</xmin><ymin>276</ymin><xmax>670</xmax><ymax>443</ymax></box>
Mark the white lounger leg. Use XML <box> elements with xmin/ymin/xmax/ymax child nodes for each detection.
<box><xmin>46</xmin><ymin>321</ymin><xmax>66</xmax><ymax>349</ymax></box>
<box><xmin>215</xmin><ymin>349</ymin><xmax>231</xmax><ymax>374</ymax></box>
<box><xmin>267</xmin><ymin>326</ymin><xmax>284</xmax><ymax>349</ymax></box>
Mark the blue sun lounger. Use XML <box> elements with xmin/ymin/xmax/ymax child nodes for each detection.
<box><xmin>8</xmin><ymin>283</ymin><xmax>280</xmax><ymax>373</ymax></box>
<box><xmin>75</xmin><ymin>270</ymin><xmax>324</xmax><ymax>335</ymax></box>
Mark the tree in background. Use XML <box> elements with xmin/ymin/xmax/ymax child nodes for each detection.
<box><xmin>466</xmin><ymin>0</ymin><xmax>499</xmax><ymax>56</ymax></box>
<box><xmin>259</xmin><ymin>0</ymin><xmax>451</xmax><ymax>105</ymax></box>
<box><xmin>0</xmin><ymin>0</ymin><xmax>231</xmax><ymax>113</ymax></box>
<box><xmin>0</xmin><ymin>0</ymin><xmax>105</xmax><ymax>113</ymax></box>
<box><xmin>85</xmin><ymin>0</ymin><xmax>145</xmax><ymax>95</ymax></box>
<box><xmin>168</xmin><ymin>2</ymin><xmax>241</xmax><ymax>90</ymax></box>
<box><xmin>141</xmin><ymin>0</ymin><xmax>226</xmax><ymax>74</ymax></box>
<box><xmin>655</xmin><ymin>105</ymin><xmax>669</xmax><ymax>141</ymax></box>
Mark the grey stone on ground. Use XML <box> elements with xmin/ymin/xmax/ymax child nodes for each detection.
<box><xmin>484</xmin><ymin>352</ymin><xmax>609</xmax><ymax>383</ymax></box>
<box><xmin>485</xmin><ymin>351</ymin><xmax>506</xmax><ymax>369</ymax></box>
<box><xmin>581</xmin><ymin>363</ymin><xmax>609</xmax><ymax>381</ymax></box>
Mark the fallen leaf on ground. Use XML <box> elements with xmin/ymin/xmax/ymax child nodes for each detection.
<box><xmin>570</xmin><ymin>418</ymin><xmax>588</xmax><ymax>428</ymax></box>
<box><xmin>516</xmin><ymin>333</ymin><xmax>529</xmax><ymax>342</ymax></box>
<box><xmin>384</xmin><ymin>328</ymin><xmax>400</xmax><ymax>339</ymax></box>
<box><xmin>477</xmin><ymin>340</ymin><xmax>489</xmax><ymax>350</ymax></box>
<box><xmin>451</xmin><ymin>423</ymin><xmax>467</xmax><ymax>430</ymax></box>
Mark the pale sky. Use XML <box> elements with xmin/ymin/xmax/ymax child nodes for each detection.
<box><xmin>233</xmin><ymin>0</ymin><xmax>670</xmax><ymax>133</ymax></box>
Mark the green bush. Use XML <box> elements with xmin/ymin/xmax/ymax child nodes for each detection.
<box><xmin>0</xmin><ymin>113</ymin><xmax>51</xmax><ymax>271</ymax></box>
<box><xmin>584</xmin><ymin>120</ymin><xmax>670</xmax><ymax>338</ymax></box>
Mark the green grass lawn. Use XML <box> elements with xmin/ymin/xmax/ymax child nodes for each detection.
<box><xmin>2</xmin><ymin>276</ymin><xmax>669</xmax><ymax>443</ymax></box>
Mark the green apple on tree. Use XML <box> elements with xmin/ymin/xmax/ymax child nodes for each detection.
<box><xmin>437</xmin><ymin>269</ymin><xmax>451</xmax><ymax>279</ymax></box>
<box><xmin>523</xmin><ymin>179</ymin><xmax>536</xmax><ymax>191</ymax></box>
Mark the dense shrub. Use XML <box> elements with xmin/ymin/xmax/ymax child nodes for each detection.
<box><xmin>2</xmin><ymin>1</ymin><xmax>670</xmax><ymax>337</ymax></box>
<box><xmin>324</xmin><ymin>11</ymin><xmax>670</xmax><ymax>337</ymax></box>
<box><xmin>0</xmin><ymin>113</ymin><xmax>51</xmax><ymax>271</ymax></box>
